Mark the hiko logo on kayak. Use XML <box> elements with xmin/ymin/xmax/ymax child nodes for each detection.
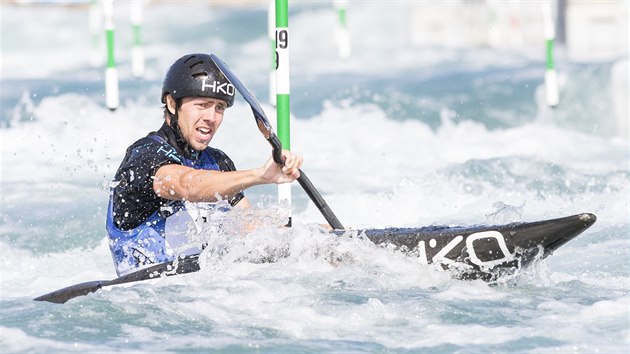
<box><xmin>415</xmin><ymin>230</ymin><xmax>514</xmax><ymax>269</ymax></box>
<box><xmin>201</xmin><ymin>79</ymin><xmax>235</xmax><ymax>97</ymax></box>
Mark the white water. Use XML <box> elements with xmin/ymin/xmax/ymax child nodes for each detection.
<box><xmin>1</xmin><ymin>2</ymin><xmax>629</xmax><ymax>353</ymax></box>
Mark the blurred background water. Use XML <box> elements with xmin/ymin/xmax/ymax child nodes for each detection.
<box><xmin>1</xmin><ymin>1</ymin><xmax>628</xmax><ymax>353</ymax></box>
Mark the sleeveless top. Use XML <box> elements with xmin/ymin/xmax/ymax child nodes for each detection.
<box><xmin>106</xmin><ymin>123</ymin><xmax>243</xmax><ymax>276</ymax></box>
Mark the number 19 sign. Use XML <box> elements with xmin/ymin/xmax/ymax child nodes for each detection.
<box><xmin>275</xmin><ymin>0</ymin><xmax>291</xmax><ymax>146</ymax></box>
<box><xmin>275</xmin><ymin>0</ymin><xmax>292</xmax><ymax>222</ymax></box>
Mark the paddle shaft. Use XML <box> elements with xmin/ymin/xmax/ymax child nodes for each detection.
<box><xmin>266</xmin><ymin>134</ymin><xmax>344</xmax><ymax>229</ymax></box>
<box><xmin>297</xmin><ymin>172</ymin><xmax>343</xmax><ymax>229</ymax></box>
<box><xmin>211</xmin><ymin>53</ymin><xmax>344</xmax><ymax>229</ymax></box>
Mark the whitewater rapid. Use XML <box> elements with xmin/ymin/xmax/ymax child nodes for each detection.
<box><xmin>1</xmin><ymin>2</ymin><xmax>628</xmax><ymax>353</ymax></box>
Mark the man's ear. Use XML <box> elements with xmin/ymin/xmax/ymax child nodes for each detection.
<box><xmin>166</xmin><ymin>95</ymin><xmax>176</xmax><ymax>115</ymax></box>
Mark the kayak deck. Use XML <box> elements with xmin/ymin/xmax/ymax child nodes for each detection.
<box><xmin>357</xmin><ymin>213</ymin><xmax>596</xmax><ymax>281</ymax></box>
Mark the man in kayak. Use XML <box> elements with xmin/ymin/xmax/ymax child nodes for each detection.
<box><xmin>106</xmin><ymin>53</ymin><xmax>303</xmax><ymax>276</ymax></box>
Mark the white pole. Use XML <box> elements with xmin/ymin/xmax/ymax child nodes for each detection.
<box><xmin>333</xmin><ymin>0</ymin><xmax>351</xmax><ymax>59</ymax></box>
<box><xmin>103</xmin><ymin>0</ymin><xmax>119</xmax><ymax>111</ymax></box>
<box><xmin>130</xmin><ymin>1</ymin><xmax>145</xmax><ymax>78</ymax></box>
<box><xmin>276</xmin><ymin>0</ymin><xmax>291</xmax><ymax>224</ymax></box>
<box><xmin>543</xmin><ymin>1</ymin><xmax>559</xmax><ymax>107</ymax></box>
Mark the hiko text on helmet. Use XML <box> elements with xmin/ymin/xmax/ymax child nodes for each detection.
<box><xmin>201</xmin><ymin>78</ymin><xmax>235</xmax><ymax>97</ymax></box>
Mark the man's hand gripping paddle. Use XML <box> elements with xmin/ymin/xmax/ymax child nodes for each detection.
<box><xmin>210</xmin><ymin>54</ymin><xmax>344</xmax><ymax>230</ymax></box>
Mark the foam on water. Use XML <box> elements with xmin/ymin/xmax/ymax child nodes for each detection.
<box><xmin>1</xmin><ymin>2</ymin><xmax>629</xmax><ymax>353</ymax></box>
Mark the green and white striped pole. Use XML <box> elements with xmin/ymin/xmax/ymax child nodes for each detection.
<box><xmin>543</xmin><ymin>1</ymin><xmax>559</xmax><ymax>107</ymax></box>
<box><xmin>89</xmin><ymin>0</ymin><xmax>102</xmax><ymax>67</ymax></box>
<box><xmin>103</xmin><ymin>0</ymin><xmax>119</xmax><ymax>111</ymax></box>
<box><xmin>130</xmin><ymin>1</ymin><xmax>144</xmax><ymax>78</ymax></box>
<box><xmin>275</xmin><ymin>0</ymin><xmax>291</xmax><ymax>223</ymax></box>
<box><xmin>333</xmin><ymin>0</ymin><xmax>351</xmax><ymax>59</ymax></box>
<box><xmin>268</xmin><ymin>0</ymin><xmax>276</xmax><ymax>106</ymax></box>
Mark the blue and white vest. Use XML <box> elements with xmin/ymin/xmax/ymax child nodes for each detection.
<box><xmin>106</xmin><ymin>136</ymin><xmax>225</xmax><ymax>276</ymax></box>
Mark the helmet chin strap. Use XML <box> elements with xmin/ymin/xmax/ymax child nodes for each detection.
<box><xmin>167</xmin><ymin>100</ymin><xmax>196</xmax><ymax>159</ymax></box>
<box><xmin>167</xmin><ymin>110</ymin><xmax>179</xmax><ymax>131</ymax></box>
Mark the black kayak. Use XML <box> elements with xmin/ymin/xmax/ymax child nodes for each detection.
<box><xmin>34</xmin><ymin>213</ymin><xmax>596</xmax><ymax>304</ymax></box>
<box><xmin>358</xmin><ymin>213</ymin><xmax>596</xmax><ymax>281</ymax></box>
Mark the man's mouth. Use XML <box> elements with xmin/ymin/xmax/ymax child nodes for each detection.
<box><xmin>195</xmin><ymin>127</ymin><xmax>212</xmax><ymax>143</ymax></box>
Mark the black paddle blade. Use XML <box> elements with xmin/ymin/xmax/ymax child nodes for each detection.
<box><xmin>34</xmin><ymin>256</ymin><xmax>201</xmax><ymax>304</ymax></box>
<box><xmin>210</xmin><ymin>54</ymin><xmax>274</xmax><ymax>139</ymax></box>
<box><xmin>33</xmin><ymin>280</ymin><xmax>106</xmax><ymax>304</ymax></box>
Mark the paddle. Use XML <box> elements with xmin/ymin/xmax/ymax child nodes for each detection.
<box><xmin>34</xmin><ymin>55</ymin><xmax>344</xmax><ymax>304</ymax></box>
<box><xmin>34</xmin><ymin>255</ymin><xmax>201</xmax><ymax>304</ymax></box>
<box><xmin>210</xmin><ymin>54</ymin><xmax>344</xmax><ymax>230</ymax></box>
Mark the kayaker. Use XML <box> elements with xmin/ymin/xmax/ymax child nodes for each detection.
<box><xmin>105</xmin><ymin>53</ymin><xmax>303</xmax><ymax>276</ymax></box>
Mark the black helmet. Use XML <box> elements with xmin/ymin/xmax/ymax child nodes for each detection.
<box><xmin>161</xmin><ymin>53</ymin><xmax>235</xmax><ymax>107</ymax></box>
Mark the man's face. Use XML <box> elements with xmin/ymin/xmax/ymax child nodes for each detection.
<box><xmin>170</xmin><ymin>96</ymin><xmax>227</xmax><ymax>151</ymax></box>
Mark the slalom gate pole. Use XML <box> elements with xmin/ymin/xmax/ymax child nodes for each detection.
<box><xmin>543</xmin><ymin>1</ymin><xmax>559</xmax><ymax>107</ymax></box>
<box><xmin>268</xmin><ymin>1</ymin><xmax>276</xmax><ymax>106</ymax></box>
<box><xmin>275</xmin><ymin>0</ymin><xmax>292</xmax><ymax>225</ymax></box>
<box><xmin>130</xmin><ymin>1</ymin><xmax>144</xmax><ymax>78</ymax></box>
<box><xmin>103</xmin><ymin>0</ymin><xmax>119</xmax><ymax>111</ymax></box>
<box><xmin>333</xmin><ymin>0</ymin><xmax>351</xmax><ymax>59</ymax></box>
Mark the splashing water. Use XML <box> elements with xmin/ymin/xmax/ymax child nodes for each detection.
<box><xmin>1</xmin><ymin>2</ymin><xmax>628</xmax><ymax>353</ymax></box>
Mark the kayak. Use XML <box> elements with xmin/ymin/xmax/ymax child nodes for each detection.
<box><xmin>358</xmin><ymin>213</ymin><xmax>596</xmax><ymax>281</ymax></box>
<box><xmin>34</xmin><ymin>213</ymin><xmax>596</xmax><ymax>304</ymax></box>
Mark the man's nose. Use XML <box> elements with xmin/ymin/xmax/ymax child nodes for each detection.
<box><xmin>202</xmin><ymin>108</ymin><xmax>217</xmax><ymax>122</ymax></box>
